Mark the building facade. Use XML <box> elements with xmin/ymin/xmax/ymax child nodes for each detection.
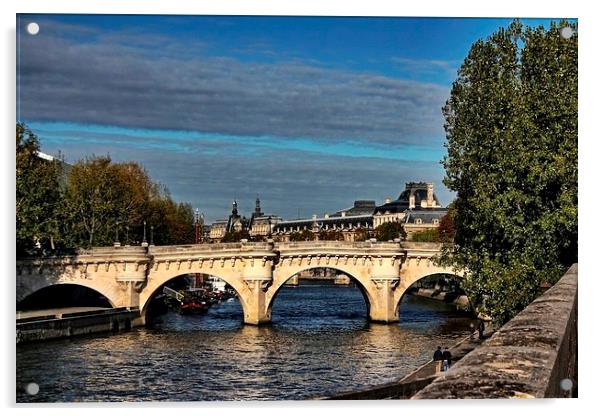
<box><xmin>209</xmin><ymin>197</ymin><xmax>282</xmax><ymax>242</ymax></box>
<box><xmin>208</xmin><ymin>182</ymin><xmax>447</xmax><ymax>242</ymax></box>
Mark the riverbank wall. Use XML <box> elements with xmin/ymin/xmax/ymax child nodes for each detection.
<box><xmin>16</xmin><ymin>307</ymin><xmax>143</xmax><ymax>344</ymax></box>
<box><xmin>413</xmin><ymin>263</ymin><xmax>578</xmax><ymax>399</ymax></box>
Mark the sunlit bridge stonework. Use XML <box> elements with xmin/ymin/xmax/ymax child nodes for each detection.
<box><xmin>16</xmin><ymin>241</ymin><xmax>459</xmax><ymax>325</ymax></box>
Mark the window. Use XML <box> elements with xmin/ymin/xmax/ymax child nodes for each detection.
<box><xmin>415</xmin><ymin>218</ymin><xmax>422</xmax><ymax>224</ymax></box>
<box><xmin>433</xmin><ymin>219</ymin><xmax>440</xmax><ymax>225</ymax></box>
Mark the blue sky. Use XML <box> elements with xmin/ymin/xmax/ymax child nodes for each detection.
<box><xmin>16</xmin><ymin>15</ymin><xmax>571</xmax><ymax>222</ymax></box>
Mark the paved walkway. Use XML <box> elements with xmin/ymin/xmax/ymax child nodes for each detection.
<box><xmin>16</xmin><ymin>307</ymin><xmax>111</xmax><ymax>320</ymax></box>
<box><xmin>398</xmin><ymin>325</ymin><xmax>494</xmax><ymax>384</ymax></box>
<box><xmin>322</xmin><ymin>324</ymin><xmax>494</xmax><ymax>400</ymax></box>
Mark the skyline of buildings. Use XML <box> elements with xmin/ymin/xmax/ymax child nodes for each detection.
<box><xmin>207</xmin><ymin>181</ymin><xmax>447</xmax><ymax>242</ymax></box>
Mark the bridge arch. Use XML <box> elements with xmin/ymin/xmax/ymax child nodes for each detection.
<box><xmin>393</xmin><ymin>271</ymin><xmax>466</xmax><ymax>317</ymax></box>
<box><xmin>140</xmin><ymin>267</ymin><xmax>251</xmax><ymax>320</ymax></box>
<box><xmin>17</xmin><ymin>281</ymin><xmax>118</xmax><ymax>310</ymax></box>
<box><xmin>265</xmin><ymin>266</ymin><xmax>373</xmax><ymax>320</ymax></box>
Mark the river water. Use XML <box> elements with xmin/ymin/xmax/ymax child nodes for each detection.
<box><xmin>16</xmin><ymin>283</ymin><xmax>474</xmax><ymax>402</ymax></box>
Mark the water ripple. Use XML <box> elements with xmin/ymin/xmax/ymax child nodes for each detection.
<box><xmin>17</xmin><ymin>286</ymin><xmax>474</xmax><ymax>402</ymax></box>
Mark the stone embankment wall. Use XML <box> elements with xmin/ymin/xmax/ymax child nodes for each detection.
<box><xmin>17</xmin><ymin>307</ymin><xmax>143</xmax><ymax>344</ymax></box>
<box><xmin>413</xmin><ymin>264</ymin><xmax>578</xmax><ymax>399</ymax></box>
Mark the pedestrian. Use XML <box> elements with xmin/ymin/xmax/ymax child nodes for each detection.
<box><xmin>433</xmin><ymin>346</ymin><xmax>443</xmax><ymax>372</ymax></box>
<box><xmin>478</xmin><ymin>319</ymin><xmax>485</xmax><ymax>340</ymax></box>
<box><xmin>442</xmin><ymin>347</ymin><xmax>452</xmax><ymax>371</ymax></box>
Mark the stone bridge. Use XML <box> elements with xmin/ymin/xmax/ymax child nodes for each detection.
<box><xmin>16</xmin><ymin>241</ymin><xmax>461</xmax><ymax>325</ymax></box>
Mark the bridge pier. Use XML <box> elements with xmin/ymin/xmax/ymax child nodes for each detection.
<box><xmin>241</xmin><ymin>255</ymin><xmax>275</xmax><ymax>325</ymax></box>
<box><xmin>366</xmin><ymin>255</ymin><xmax>402</xmax><ymax>323</ymax></box>
<box><xmin>368</xmin><ymin>277</ymin><xmax>400</xmax><ymax>323</ymax></box>
<box><xmin>242</xmin><ymin>277</ymin><xmax>272</xmax><ymax>325</ymax></box>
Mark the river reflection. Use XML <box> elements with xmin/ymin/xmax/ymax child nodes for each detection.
<box><xmin>16</xmin><ymin>283</ymin><xmax>474</xmax><ymax>402</ymax></box>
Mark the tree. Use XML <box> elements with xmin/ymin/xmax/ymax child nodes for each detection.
<box><xmin>318</xmin><ymin>229</ymin><xmax>344</xmax><ymax>241</ymax></box>
<box><xmin>411</xmin><ymin>229</ymin><xmax>439</xmax><ymax>242</ymax></box>
<box><xmin>374</xmin><ymin>221</ymin><xmax>406</xmax><ymax>242</ymax></box>
<box><xmin>146</xmin><ymin>194</ymin><xmax>195</xmax><ymax>245</ymax></box>
<box><xmin>61</xmin><ymin>156</ymin><xmax>137</xmax><ymax>247</ymax></box>
<box><xmin>354</xmin><ymin>227</ymin><xmax>371</xmax><ymax>242</ymax></box>
<box><xmin>16</xmin><ymin>124</ymin><xmax>64</xmax><ymax>255</ymax></box>
<box><xmin>61</xmin><ymin>156</ymin><xmax>196</xmax><ymax>247</ymax></box>
<box><xmin>16</xmin><ymin>126</ymin><xmax>198</xmax><ymax>250</ymax></box>
<box><xmin>222</xmin><ymin>229</ymin><xmax>250</xmax><ymax>243</ymax></box>
<box><xmin>289</xmin><ymin>229</ymin><xmax>314</xmax><ymax>241</ymax></box>
<box><xmin>437</xmin><ymin>212</ymin><xmax>456</xmax><ymax>243</ymax></box>
<box><xmin>441</xmin><ymin>20</ymin><xmax>577</xmax><ymax>324</ymax></box>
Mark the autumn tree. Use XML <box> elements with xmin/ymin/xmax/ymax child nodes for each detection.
<box><xmin>144</xmin><ymin>191</ymin><xmax>195</xmax><ymax>245</ymax></box>
<box><xmin>60</xmin><ymin>156</ymin><xmax>144</xmax><ymax>247</ymax></box>
<box><xmin>441</xmin><ymin>20</ymin><xmax>577</xmax><ymax>324</ymax></box>
<box><xmin>437</xmin><ymin>212</ymin><xmax>456</xmax><ymax>243</ymax></box>
<box><xmin>16</xmin><ymin>124</ymin><xmax>64</xmax><ymax>255</ymax></box>
<box><xmin>61</xmin><ymin>156</ymin><xmax>196</xmax><ymax>247</ymax></box>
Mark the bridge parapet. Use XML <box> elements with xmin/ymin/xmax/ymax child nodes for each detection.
<box><xmin>275</xmin><ymin>241</ymin><xmax>402</xmax><ymax>250</ymax></box>
<box><xmin>148</xmin><ymin>241</ymin><xmax>274</xmax><ymax>254</ymax></box>
<box><xmin>401</xmin><ymin>242</ymin><xmax>443</xmax><ymax>250</ymax></box>
<box><xmin>77</xmin><ymin>246</ymin><xmax>148</xmax><ymax>256</ymax></box>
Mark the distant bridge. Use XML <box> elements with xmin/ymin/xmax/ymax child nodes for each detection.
<box><xmin>16</xmin><ymin>241</ymin><xmax>462</xmax><ymax>325</ymax></box>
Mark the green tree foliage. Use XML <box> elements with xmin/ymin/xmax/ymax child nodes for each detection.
<box><xmin>409</xmin><ymin>213</ymin><xmax>456</xmax><ymax>243</ymax></box>
<box><xmin>153</xmin><ymin>199</ymin><xmax>196</xmax><ymax>245</ymax></box>
<box><xmin>411</xmin><ymin>229</ymin><xmax>439</xmax><ymax>242</ymax></box>
<box><xmin>289</xmin><ymin>229</ymin><xmax>314</xmax><ymax>241</ymax></box>
<box><xmin>16</xmin><ymin>124</ymin><xmax>197</xmax><ymax>252</ymax></box>
<box><xmin>16</xmin><ymin>124</ymin><xmax>64</xmax><ymax>255</ymax></box>
<box><xmin>354</xmin><ymin>227</ymin><xmax>371</xmax><ymax>241</ymax></box>
<box><xmin>318</xmin><ymin>229</ymin><xmax>344</xmax><ymax>241</ymax></box>
<box><xmin>61</xmin><ymin>157</ymin><xmax>152</xmax><ymax>246</ymax></box>
<box><xmin>222</xmin><ymin>229</ymin><xmax>250</xmax><ymax>243</ymax></box>
<box><xmin>441</xmin><ymin>20</ymin><xmax>577</xmax><ymax>324</ymax></box>
<box><xmin>61</xmin><ymin>156</ymin><xmax>196</xmax><ymax>247</ymax></box>
<box><xmin>374</xmin><ymin>222</ymin><xmax>406</xmax><ymax>242</ymax></box>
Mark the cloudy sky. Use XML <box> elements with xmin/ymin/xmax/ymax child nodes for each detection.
<box><xmin>17</xmin><ymin>15</ymin><xmax>560</xmax><ymax>222</ymax></box>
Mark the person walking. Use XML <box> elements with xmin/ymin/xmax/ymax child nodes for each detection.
<box><xmin>442</xmin><ymin>347</ymin><xmax>452</xmax><ymax>371</ymax></box>
<box><xmin>433</xmin><ymin>346</ymin><xmax>443</xmax><ymax>372</ymax></box>
<box><xmin>478</xmin><ymin>319</ymin><xmax>486</xmax><ymax>340</ymax></box>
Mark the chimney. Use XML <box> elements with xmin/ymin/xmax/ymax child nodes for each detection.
<box><xmin>409</xmin><ymin>194</ymin><xmax>415</xmax><ymax>209</ymax></box>
<box><xmin>341</xmin><ymin>211</ymin><xmax>346</xmax><ymax>217</ymax></box>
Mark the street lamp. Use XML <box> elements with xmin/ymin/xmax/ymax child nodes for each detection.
<box><xmin>150</xmin><ymin>225</ymin><xmax>155</xmax><ymax>246</ymax></box>
<box><xmin>114</xmin><ymin>218</ymin><xmax>121</xmax><ymax>247</ymax></box>
<box><xmin>142</xmin><ymin>221</ymin><xmax>148</xmax><ymax>247</ymax></box>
